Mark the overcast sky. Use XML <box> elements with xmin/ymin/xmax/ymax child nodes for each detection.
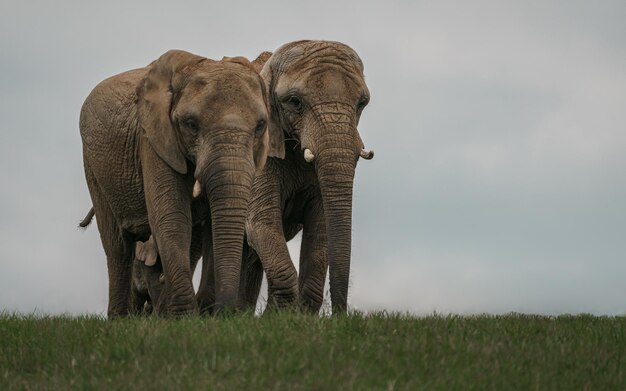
<box><xmin>1</xmin><ymin>1</ymin><xmax>625</xmax><ymax>315</ymax></box>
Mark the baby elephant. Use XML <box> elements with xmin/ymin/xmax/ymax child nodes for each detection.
<box><xmin>130</xmin><ymin>236</ymin><xmax>164</xmax><ymax>314</ymax></box>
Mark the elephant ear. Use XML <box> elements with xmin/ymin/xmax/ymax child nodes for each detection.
<box><xmin>259</xmin><ymin>55</ymin><xmax>285</xmax><ymax>159</ymax></box>
<box><xmin>251</xmin><ymin>51</ymin><xmax>272</xmax><ymax>73</ymax></box>
<box><xmin>137</xmin><ymin>50</ymin><xmax>205</xmax><ymax>174</ymax></box>
<box><xmin>222</xmin><ymin>56</ymin><xmax>255</xmax><ymax>71</ymax></box>
<box><xmin>135</xmin><ymin>236</ymin><xmax>158</xmax><ymax>267</ymax></box>
<box><xmin>251</xmin><ymin>52</ymin><xmax>273</xmax><ymax>171</ymax></box>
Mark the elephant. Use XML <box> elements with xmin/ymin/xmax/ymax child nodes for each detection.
<box><xmin>115</xmin><ymin>41</ymin><xmax>374</xmax><ymax>316</ymax></box>
<box><xmin>130</xmin><ymin>236</ymin><xmax>166</xmax><ymax>314</ymax></box>
<box><xmin>198</xmin><ymin>40</ymin><xmax>374</xmax><ymax>315</ymax></box>
<box><xmin>79</xmin><ymin>49</ymin><xmax>280</xmax><ymax>317</ymax></box>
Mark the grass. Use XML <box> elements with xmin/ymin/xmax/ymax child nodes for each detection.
<box><xmin>1</xmin><ymin>312</ymin><xmax>625</xmax><ymax>390</ymax></box>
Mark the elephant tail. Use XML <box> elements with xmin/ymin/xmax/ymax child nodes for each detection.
<box><xmin>78</xmin><ymin>206</ymin><xmax>95</xmax><ymax>228</ymax></box>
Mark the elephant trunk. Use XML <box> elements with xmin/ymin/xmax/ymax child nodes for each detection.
<box><xmin>198</xmin><ymin>153</ymin><xmax>254</xmax><ymax>313</ymax></box>
<box><xmin>314</xmin><ymin>132</ymin><xmax>358</xmax><ymax>314</ymax></box>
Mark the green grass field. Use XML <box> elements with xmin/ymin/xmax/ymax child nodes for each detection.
<box><xmin>1</xmin><ymin>312</ymin><xmax>625</xmax><ymax>390</ymax></box>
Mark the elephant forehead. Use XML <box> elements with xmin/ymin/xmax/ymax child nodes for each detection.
<box><xmin>191</xmin><ymin>65</ymin><xmax>263</xmax><ymax>94</ymax></box>
<box><xmin>174</xmin><ymin>86</ymin><xmax>267</xmax><ymax>130</ymax></box>
<box><xmin>215</xmin><ymin>112</ymin><xmax>261</xmax><ymax>130</ymax></box>
<box><xmin>278</xmin><ymin>40</ymin><xmax>363</xmax><ymax>71</ymax></box>
<box><xmin>182</xmin><ymin>74</ymin><xmax>265</xmax><ymax>109</ymax></box>
<box><xmin>276</xmin><ymin>67</ymin><xmax>365</xmax><ymax>100</ymax></box>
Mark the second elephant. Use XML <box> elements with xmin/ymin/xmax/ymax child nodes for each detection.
<box><xmin>199</xmin><ymin>40</ymin><xmax>374</xmax><ymax>314</ymax></box>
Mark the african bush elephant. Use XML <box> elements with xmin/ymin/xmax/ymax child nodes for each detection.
<box><xmin>80</xmin><ymin>49</ymin><xmax>279</xmax><ymax>317</ymax></box>
<box><xmin>196</xmin><ymin>40</ymin><xmax>374</xmax><ymax>315</ymax></box>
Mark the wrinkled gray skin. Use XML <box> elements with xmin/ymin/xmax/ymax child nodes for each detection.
<box><xmin>130</xmin><ymin>41</ymin><xmax>373</xmax><ymax>315</ymax></box>
<box><xmin>80</xmin><ymin>50</ymin><xmax>277</xmax><ymax>317</ymax></box>
<box><xmin>201</xmin><ymin>40</ymin><xmax>374</xmax><ymax>314</ymax></box>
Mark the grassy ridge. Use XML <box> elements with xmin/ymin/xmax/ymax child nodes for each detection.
<box><xmin>1</xmin><ymin>312</ymin><xmax>625</xmax><ymax>390</ymax></box>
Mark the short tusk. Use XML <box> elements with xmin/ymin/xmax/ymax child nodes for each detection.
<box><xmin>304</xmin><ymin>148</ymin><xmax>315</xmax><ymax>163</ymax></box>
<box><xmin>159</xmin><ymin>273</ymin><xmax>165</xmax><ymax>284</ymax></box>
<box><xmin>360</xmin><ymin>148</ymin><xmax>374</xmax><ymax>160</ymax></box>
<box><xmin>192</xmin><ymin>180</ymin><xmax>202</xmax><ymax>198</ymax></box>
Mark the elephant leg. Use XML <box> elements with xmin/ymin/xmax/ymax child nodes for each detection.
<box><xmin>298</xmin><ymin>196</ymin><xmax>328</xmax><ymax>313</ymax></box>
<box><xmin>142</xmin><ymin>149</ymin><xmax>196</xmax><ymax>316</ymax></box>
<box><xmin>147</xmin><ymin>217</ymin><xmax>195</xmax><ymax>316</ymax></box>
<box><xmin>246</xmin><ymin>172</ymin><xmax>298</xmax><ymax>310</ymax></box>
<box><xmin>104</xmin><ymin>234</ymin><xmax>134</xmax><ymax>318</ymax></box>
<box><xmin>237</xmin><ymin>242</ymin><xmax>264</xmax><ymax>311</ymax></box>
<box><xmin>127</xmin><ymin>224</ymin><xmax>201</xmax><ymax>315</ymax></box>
<box><xmin>86</xmin><ymin>164</ymin><xmax>134</xmax><ymax>318</ymax></box>
<box><xmin>197</xmin><ymin>224</ymin><xmax>215</xmax><ymax>315</ymax></box>
<box><xmin>247</xmin><ymin>221</ymin><xmax>298</xmax><ymax>310</ymax></box>
<box><xmin>97</xmin><ymin>209</ymin><xmax>134</xmax><ymax>317</ymax></box>
<box><xmin>147</xmin><ymin>218</ymin><xmax>195</xmax><ymax>316</ymax></box>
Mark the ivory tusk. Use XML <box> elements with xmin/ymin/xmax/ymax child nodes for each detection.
<box><xmin>192</xmin><ymin>180</ymin><xmax>202</xmax><ymax>198</ymax></box>
<box><xmin>304</xmin><ymin>148</ymin><xmax>315</xmax><ymax>163</ymax></box>
<box><xmin>360</xmin><ymin>148</ymin><xmax>374</xmax><ymax>160</ymax></box>
<box><xmin>159</xmin><ymin>273</ymin><xmax>165</xmax><ymax>284</ymax></box>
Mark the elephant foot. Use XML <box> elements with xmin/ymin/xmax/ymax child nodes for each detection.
<box><xmin>299</xmin><ymin>289</ymin><xmax>324</xmax><ymax>314</ymax></box>
<box><xmin>166</xmin><ymin>301</ymin><xmax>199</xmax><ymax>317</ymax></box>
<box><xmin>107</xmin><ymin>311</ymin><xmax>130</xmax><ymax>320</ymax></box>
<box><xmin>156</xmin><ymin>291</ymin><xmax>198</xmax><ymax>317</ymax></box>
<box><xmin>196</xmin><ymin>293</ymin><xmax>216</xmax><ymax>316</ymax></box>
<box><xmin>264</xmin><ymin>287</ymin><xmax>299</xmax><ymax>313</ymax></box>
<box><xmin>211</xmin><ymin>303</ymin><xmax>241</xmax><ymax>318</ymax></box>
<box><xmin>298</xmin><ymin>300</ymin><xmax>323</xmax><ymax>315</ymax></box>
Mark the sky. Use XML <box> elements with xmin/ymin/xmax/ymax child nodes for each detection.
<box><xmin>1</xmin><ymin>1</ymin><xmax>625</xmax><ymax>316</ymax></box>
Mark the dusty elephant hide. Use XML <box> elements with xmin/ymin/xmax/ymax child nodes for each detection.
<box><xmin>79</xmin><ymin>49</ymin><xmax>280</xmax><ymax>317</ymax></box>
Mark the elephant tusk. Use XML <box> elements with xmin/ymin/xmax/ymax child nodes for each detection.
<box><xmin>360</xmin><ymin>148</ymin><xmax>374</xmax><ymax>160</ymax></box>
<box><xmin>192</xmin><ymin>180</ymin><xmax>202</xmax><ymax>198</ymax></box>
<box><xmin>304</xmin><ymin>148</ymin><xmax>315</xmax><ymax>163</ymax></box>
<box><xmin>159</xmin><ymin>273</ymin><xmax>165</xmax><ymax>284</ymax></box>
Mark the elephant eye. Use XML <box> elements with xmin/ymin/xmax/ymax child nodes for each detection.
<box><xmin>182</xmin><ymin>117</ymin><xmax>199</xmax><ymax>133</ymax></box>
<box><xmin>357</xmin><ymin>96</ymin><xmax>369</xmax><ymax>113</ymax></box>
<box><xmin>283</xmin><ymin>94</ymin><xmax>303</xmax><ymax>113</ymax></box>
<box><xmin>255</xmin><ymin>119</ymin><xmax>266</xmax><ymax>134</ymax></box>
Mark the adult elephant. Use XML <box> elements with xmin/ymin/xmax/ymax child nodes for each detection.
<box><xmin>80</xmin><ymin>49</ymin><xmax>278</xmax><ymax>317</ymax></box>
<box><xmin>196</xmin><ymin>40</ymin><xmax>374</xmax><ymax>315</ymax></box>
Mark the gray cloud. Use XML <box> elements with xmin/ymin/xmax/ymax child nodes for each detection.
<box><xmin>1</xmin><ymin>0</ymin><xmax>625</xmax><ymax>315</ymax></box>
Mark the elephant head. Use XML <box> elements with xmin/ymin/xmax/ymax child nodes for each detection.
<box><xmin>260</xmin><ymin>41</ymin><xmax>374</xmax><ymax>313</ymax></box>
<box><xmin>138</xmin><ymin>50</ymin><xmax>272</xmax><ymax>175</ymax></box>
